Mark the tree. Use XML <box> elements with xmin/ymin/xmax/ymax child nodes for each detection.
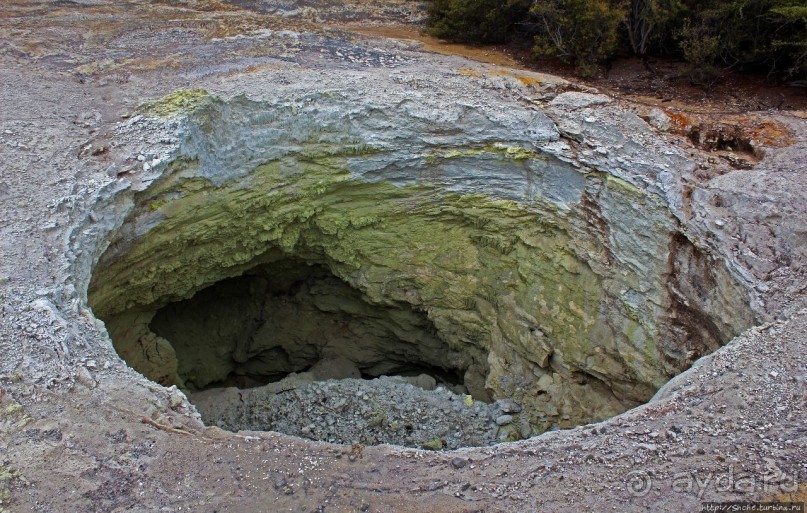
<box><xmin>624</xmin><ymin>0</ymin><xmax>683</xmax><ymax>58</ymax></box>
<box><xmin>426</xmin><ymin>0</ymin><xmax>532</xmax><ymax>44</ymax></box>
<box><xmin>677</xmin><ymin>17</ymin><xmax>723</xmax><ymax>85</ymax></box>
<box><xmin>769</xmin><ymin>3</ymin><xmax>807</xmax><ymax>79</ymax></box>
<box><xmin>531</xmin><ymin>0</ymin><xmax>626</xmax><ymax>77</ymax></box>
<box><xmin>676</xmin><ymin>0</ymin><xmax>807</xmax><ymax>80</ymax></box>
<box><xmin>424</xmin><ymin>0</ymin><xmax>807</xmax><ymax>80</ymax></box>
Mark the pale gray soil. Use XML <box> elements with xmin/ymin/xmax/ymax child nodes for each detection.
<box><xmin>0</xmin><ymin>1</ymin><xmax>805</xmax><ymax>512</ymax></box>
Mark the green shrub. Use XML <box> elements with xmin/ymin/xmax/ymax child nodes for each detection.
<box><xmin>424</xmin><ymin>0</ymin><xmax>807</xmax><ymax>80</ymax></box>
<box><xmin>677</xmin><ymin>18</ymin><xmax>723</xmax><ymax>85</ymax></box>
<box><xmin>531</xmin><ymin>0</ymin><xmax>626</xmax><ymax>77</ymax></box>
<box><xmin>426</xmin><ymin>0</ymin><xmax>532</xmax><ymax>44</ymax></box>
<box><xmin>677</xmin><ymin>0</ymin><xmax>807</xmax><ymax>79</ymax></box>
<box><xmin>769</xmin><ymin>3</ymin><xmax>807</xmax><ymax>78</ymax></box>
<box><xmin>624</xmin><ymin>0</ymin><xmax>684</xmax><ymax>57</ymax></box>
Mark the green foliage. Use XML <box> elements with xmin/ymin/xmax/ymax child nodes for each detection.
<box><xmin>769</xmin><ymin>3</ymin><xmax>807</xmax><ymax>77</ymax></box>
<box><xmin>425</xmin><ymin>0</ymin><xmax>807</xmax><ymax>80</ymax></box>
<box><xmin>531</xmin><ymin>0</ymin><xmax>626</xmax><ymax>76</ymax></box>
<box><xmin>624</xmin><ymin>0</ymin><xmax>684</xmax><ymax>56</ymax></box>
<box><xmin>426</xmin><ymin>0</ymin><xmax>532</xmax><ymax>44</ymax></box>
<box><xmin>677</xmin><ymin>18</ymin><xmax>723</xmax><ymax>85</ymax></box>
<box><xmin>675</xmin><ymin>0</ymin><xmax>807</xmax><ymax>80</ymax></box>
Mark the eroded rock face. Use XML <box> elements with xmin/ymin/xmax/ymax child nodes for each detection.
<box><xmin>149</xmin><ymin>260</ymin><xmax>463</xmax><ymax>391</ymax></box>
<box><xmin>86</xmin><ymin>89</ymin><xmax>756</xmax><ymax>435</ymax></box>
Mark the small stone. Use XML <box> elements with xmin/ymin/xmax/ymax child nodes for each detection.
<box><xmin>537</xmin><ymin>374</ymin><xmax>554</xmax><ymax>391</ymax></box>
<box><xmin>497</xmin><ymin>399</ymin><xmax>522</xmax><ymax>414</ymax></box>
<box><xmin>169</xmin><ymin>388</ymin><xmax>184</xmax><ymax>408</ymax></box>
<box><xmin>769</xmin><ymin>371</ymin><xmax>779</xmax><ymax>378</ymax></box>
<box><xmin>75</xmin><ymin>366</ymin><xmax>96</xmax><ymax>388</ymax></box>
<box><xmin>496</xmin><ymin>415</ymin><xmax>513</xmax><ymax>426</ymax></box>
<box><xmin>451</xmin><ymin>457</ymin><xmax>467</xmax><ymax>469</ymax></box>
<box><xmin>644</xmin><ymin>108</ymin><xmax>671</xmax><ymax>131</ymax></box>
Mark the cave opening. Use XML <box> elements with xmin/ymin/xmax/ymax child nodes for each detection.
<box><xmin>102</xmin><ymin>257</ymin><xmax>503</xmax><ymax>448</ymax></box>
<box><xmin>148</xmin><ymin>257</ymin><xmax>468</xmax><ymax>394</ymax></box>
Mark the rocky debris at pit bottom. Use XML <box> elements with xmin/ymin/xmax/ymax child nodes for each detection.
<box><xmin>190</xmin><ymin>374</ymin><xmax>523</xmax><ymax>449</ymax></box>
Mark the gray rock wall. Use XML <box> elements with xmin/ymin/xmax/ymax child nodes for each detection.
<box><xmin>83</xmin><ymin>89</ymin><xmax>757</xmax><ymax>434</ymax></box>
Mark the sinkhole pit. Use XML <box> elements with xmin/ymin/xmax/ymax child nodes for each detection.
<box><xmin>85</xmin><ymin>90</ymin><xmax>756</xmax><ymax>448</ymax></box>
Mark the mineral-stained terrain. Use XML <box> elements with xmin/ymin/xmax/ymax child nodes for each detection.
<box><xmin>0</xmin><ymin>1</ymin><xmax>805</xmax><ymax>512</ymax></box>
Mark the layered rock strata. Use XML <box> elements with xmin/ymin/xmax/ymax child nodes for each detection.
<box><xmin>86</xmin><ymin>89</ymin><xmax>756</xmax><ymax>435</ymax></box>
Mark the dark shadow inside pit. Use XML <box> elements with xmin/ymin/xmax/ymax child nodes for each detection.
<box><xmin>148</xmin><ymin>258</ymin><xmax>467</xmax><ymax>393</ymax></box>
<box><xmin>138</xmin><ymin>258</ymin><xmax>502</xmax><ymax>447</ymax></box>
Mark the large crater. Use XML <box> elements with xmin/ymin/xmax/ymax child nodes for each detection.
<box><xmin>86</xmin><ymin>90</ymin><xmax>755</xmax><ymax>447</ymax></box>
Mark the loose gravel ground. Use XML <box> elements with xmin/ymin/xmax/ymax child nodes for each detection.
<box><xmin>193</xmin><ymin>375</ymin><xmax>522</xmax><ymax>448</ymax></box>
